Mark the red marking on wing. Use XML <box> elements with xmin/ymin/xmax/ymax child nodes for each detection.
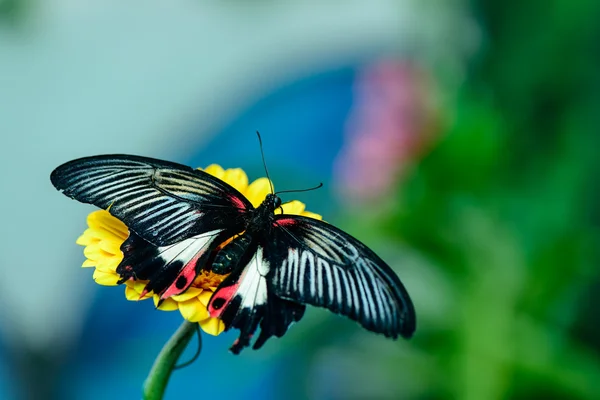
<box><xmin>161</xmin><ymin>251</ymin><xmax>204</xmax><ymax>299</ymax></box>
<box><xmin>231</xmin><ymin>334</ymin><xmax>253</xmax><ymax>348</ymax></box>
<box><xmin>208</xmin><ymin>283</ymin><xmax>239</xmax><ymax>318</ymax></box>
<box><xmin>275</xmin><ymin>218</ymin><xmax>297</xmax><ymax>227</ymax></box>
<box><xmin>229</xmin><ymin>194</ymin><xmax>247</xmax><ymax>210</ymax></box>
<box><xmin>139</xmin><ymin>288</ymin><xmax>149</xmax><ymax>300</ymax></box>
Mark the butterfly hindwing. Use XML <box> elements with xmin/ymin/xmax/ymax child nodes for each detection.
<box><xmin>118</xmin><ymin>229</ymin><xmax>232</xmax><ymax>298</ymax></box>
<box><xmin>51</xmin><ymin>154</ymin><xmax>252</xmax><ymax>247</ymax></box>
<box><xmin>207</xmin><ymin>235</ymin><xmax>269</xmax><ymax>353</ymax></box>
<box><xmin>207</xmin><ymin>234</ymin><xmax>306</xmax><ymax>353</ymax></box>
<box><xmin>268</xmin><ymin>215</ymin><xmax>416</xmax><ymax>339</ymax></box>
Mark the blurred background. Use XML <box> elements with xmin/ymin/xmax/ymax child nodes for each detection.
<box><xmin>1</xmin><ymin>0</ymin><xmax>599</xmax><ymax>399</ymax></box>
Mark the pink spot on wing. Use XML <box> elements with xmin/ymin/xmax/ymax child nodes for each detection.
<box><xmin>208</xmin><ymin>283</ymin><xmax>239</xmax><ymax>318</ymax></box>
<box><xmin>229</xmin><ymin>194</ymin><xmax>246</xmax><ymax>210</ymax></box>
<box><xmin>161</xmin><ymin>251</ymin><xmax>204</xmax><ymax>299</ymax></box>
<box><xmin>275</xmin><ymin>218</ymin><xmax>297</xmax><ymax>227</ymax></box>
<box><xmin>139</xmin><ymin>288</ymin><xmax>149</xmax><ymax>300</ymax></box>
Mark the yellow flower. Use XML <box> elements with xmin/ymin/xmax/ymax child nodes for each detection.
<box><xmin>76</xmin><ymin>164</ymin><xmax>322</xmax><ymax>336</ymax></box>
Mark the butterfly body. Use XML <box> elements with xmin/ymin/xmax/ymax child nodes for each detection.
<box><xmin>51</xmin><ymin>154</ymin><xmax>416</xmax><ymax>353</ymax></box>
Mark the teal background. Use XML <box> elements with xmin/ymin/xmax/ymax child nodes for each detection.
<box><xmin>0</xmin><ymin>1</ymin><xmax>598</xmax><ymax>399</ymax></box>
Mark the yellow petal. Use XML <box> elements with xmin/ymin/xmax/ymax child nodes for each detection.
<box><xmin>153</xmin><ymin>295</ymin><xmax>179</xmax><ymax>311</ymax></box>
<box><xmin>278</xmin><ymin>200</ymin><xmax>306</xmax><ymax>215</ymax></box>
<box><xmin>83</xmin><ymin>245</ymin><xmax>119</xmax><ymax>269</ymax></box>
<box><xmin>274</xmin><ymin>201</ymin><xmax>323</xmax><ymax>220</ymax></box>
<box><xmin>125</xmin><ymin>285</ymin><xmax>142</xmax><ymax>300</ymax></box>
<box><xmin>197</xmin><ymin>290</ymin><xmax>214</xmax><ymax>307</ymax></box>
<box><xmin>221</xmin><ymin>168</ymin><xmax>249</xmax><ymax>193</ymax></box>
<box><xmin>124</xmin><ymin>282</ymin><xmax>150</xmax><ymax>300</ymax></box>
<box><xmin>98</xmin><ymin>240</ymin><xmax>123</xmax><ymax>255</ymax></box>
<box><xmin>202</xmin><ymin>164</ymin><xmax>225</xmax><ymax>179</ymax></box>
<box><xmin>78</xmin><ymin>228</ymin><xmax>122</xmax><ymax>246</ymax></box>
<box><xmin>245</xmin><ymin>177</ymin><xmax>273</xmax><ymax>207</ymax></box>
<box><xmin>125</xmin><ymin>280</ymin><xmax>147</xmax><ymax>292</ymax></box>
<box><xmin>178</xmin><ymin>298</ymin><xmax>210</xmax><ymax>322</ymax></box>
<box><xmin>82</xmin><ymin>243</ymin><xmax>101</xmax><ymax>259</ymax></box>
<box><xmin>301</xmin><ymin>211</ymin><xmax>323</xmax><ymax>220</ymax></box>
<box><xmin>199</xmin><ymin>317</ymin><xmax>225</xmax><ymax>336</ymax></box>
<box><xmin>87</xmin><ymin>211</ymin><xmax>129</xmax><ymax>239</ymax></box>
<box><xmin>76</xmin><ymin>230</ymin><xmax>95</xmax><ymax>246</ymax></box>
<box><xmin>171</xmin><ymin>287</ymin><xmax>203</xmax><ymax>302</ymax></box>
<box><xmin>94</xmin><ymin>259</ymin><xmax>120</xmax><ymax>273</ymax></box>
<box><xmin>93</xmin><ymin>269</ymin><xmax>121</xmax><ymax>286</ymax></box>
<box><xmin>82</xmin><ymin>259</ymin><xmax>96</xmax><ymax>268</ymax></box>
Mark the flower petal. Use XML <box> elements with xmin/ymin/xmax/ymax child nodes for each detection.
<box><xmin>124</xmin><ymin>280</ymin><xmax>152</xmax><ymax>300</ymax></box>
<box><xmin>178</xmin><ymin>298</ymin><xmax>210</xmax><ymax>322</ymax></box>
<box><xmin>153</xmin><ymin>296</ymin><xmax>179</xmax><ymax>311</ymax></box>
<box><xmin>301</xmin><ymin>210</ymin><xmax>323</xmax><ymax>220</ymax></box>
<box><xmin>76</xmin><ymin>230</ymin><xmax>95</xmax><ymax>246</ymax></box>
<box><xmin>82</xmin><ymin>243</ymin><xmax>102</xmax><ymax>259</ymax></box>
<box><xmin>98</xmin><ymin>239</ymin><xmax>123</xmax><ymax>255</ymax></box>
<box><xmin>78</xmin><ymin>228</ymin><xmax>122</xmax><ymax>246</ymax></box>
<box><xmin>94</xmin><ymin>260</ymin><xmax>120</xmax><ymax>273</ymax></box>
<box><xmin>82</xmin><ymin>259</ymin><xmax>96</xmax><ymax>268</ymax></box>
<box><xmin>171</xmin><ymin>287</ymin><xmax>203</xmax><ymax>302</ymax></box>
<box><xmin>197</xmin><ymin>290</ymin><xmax>214</xmax><ymax>307</ymax></box>
<box><xmin>278</xmin><ymin>200</ymin><xmax>306</xmax><ymax>215</ymax></box>
<box><xmin>93</xmin><ymin>269</ymin><xmax>121</xmax><ymax>286</ymax></box>
<box><xmin>199</xmin><ymin>317</ymin><xmax>226</xmax><ymax>336</ymax></box>
<box><xmin>221</xmin><ymin>168</ymin><xmax>249</xmax><ymax>193</ymax></box>
<box><xmin>87</xmin><ymin>210</ymin><xmax>128</xmax><ymax>239</ymax></box>
<box><xmin>202</xmin><ymin>164</ymin><xmax>225</xmax><ymax>179</ymax></box>
<box><xmin>245</xmin><ymin>177</ymin><xmax>273</xmax><ymax>207</ymax></box>
<box><xmin>125</xmin><ymin>285</ymin><xmax>141</xmax><ymax>300</ymax></box>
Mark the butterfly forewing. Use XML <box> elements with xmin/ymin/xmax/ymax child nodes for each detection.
<box><xmin>51</xmin><ymin>154</ymin><xmax>253</xmax><ymax>298</ymax></box>
<box><xmin>268</xmin><ymin>215</ymin><xmax>416</xmax><ymax>339</ymax></box>
<box><xmin>51</xmin><ymin>155</ymin><xmax>252</xmax><ymax>246</ymax></box>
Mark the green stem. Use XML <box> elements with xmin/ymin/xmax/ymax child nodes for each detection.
<box><xmin>142</xmin><ymin>321</ymin><xmax>199</xmax><ymax>400</ymax></box>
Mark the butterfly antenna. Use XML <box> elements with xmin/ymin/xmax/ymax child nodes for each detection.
<box><xmin>173</xmin><ymin>324</ymin><xmax>202</xmax><ymax>370</ymax></box>
<box><xmin>275</xmin><ymin>182</ymin><xmax>323</xmax><ymax>196</ymax></box>
<box><xmin>256</xmin><ymin>131</ymin><xmax>275</xmax><ymax>195</ymax></box>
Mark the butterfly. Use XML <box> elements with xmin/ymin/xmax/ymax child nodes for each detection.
<box><xmin>51</xmin><ymin>154</ymin><xmax>416</xmax><ymax>353</ymax></box>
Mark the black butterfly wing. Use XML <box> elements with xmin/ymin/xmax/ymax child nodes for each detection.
<box><xmin>51</xmin><ymin>154</ymin><xmax>253</xmax><ymax>246</ymax></box>
<box><xmin>268</xmin><ymin>215</ymin><xmax>416</xmax><ymax>339</ymax></box>
<box><xmin>51</xmin><ymin>154</ymin><xmax>253</xmax><ymax>298</ymax></box>
<box><xmin>207</xmin><ymin>234</ymin><xmax>306</xmax><ymax>354</ymax></box>
<box><xmin>207</xmin><ymin>215</ymin><xmax>415</xmax><ymax>354</ymax></box>
<box><xmin>118</xmin><ymin>229</ymin><xmax>233</xmax><ymax>299</ymax></box>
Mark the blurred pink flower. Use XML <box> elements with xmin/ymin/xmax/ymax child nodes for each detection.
<box><xmin>335</xmin><ymin>60</ymin><xmax>440</xmax><ymax>203</ymax></box>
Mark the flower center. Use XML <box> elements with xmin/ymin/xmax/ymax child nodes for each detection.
<box><xmin>193</xmin><ymin>270</ymin><xmax>226</xmax><ymax>289</ymax></box>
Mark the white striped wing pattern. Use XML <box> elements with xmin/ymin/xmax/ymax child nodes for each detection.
<box><xmin>269</xmin><ymin>215</ymin><xmax>416</xmax><ymax>339</ymax></box>
<box><xmin>51</xmin><ymin>155</ymin><xmax>252</xmax><ymax>246</ymax></box>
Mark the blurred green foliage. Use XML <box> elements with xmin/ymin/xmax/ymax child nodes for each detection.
<box><xmin>286</xmin><ymin>0</ymin><xmax>600</xmax><ymax>399</ymax></box>
<box><xmin>0</xmin><ymin>0</ymin><xmax>29</xmax><ymax>25</ymax></box>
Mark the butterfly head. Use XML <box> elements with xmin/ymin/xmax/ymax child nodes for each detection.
<box><xmin>264</xmin><ymin>193</ymin><xmax>282</xmax><ymax>212</ymax></box>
